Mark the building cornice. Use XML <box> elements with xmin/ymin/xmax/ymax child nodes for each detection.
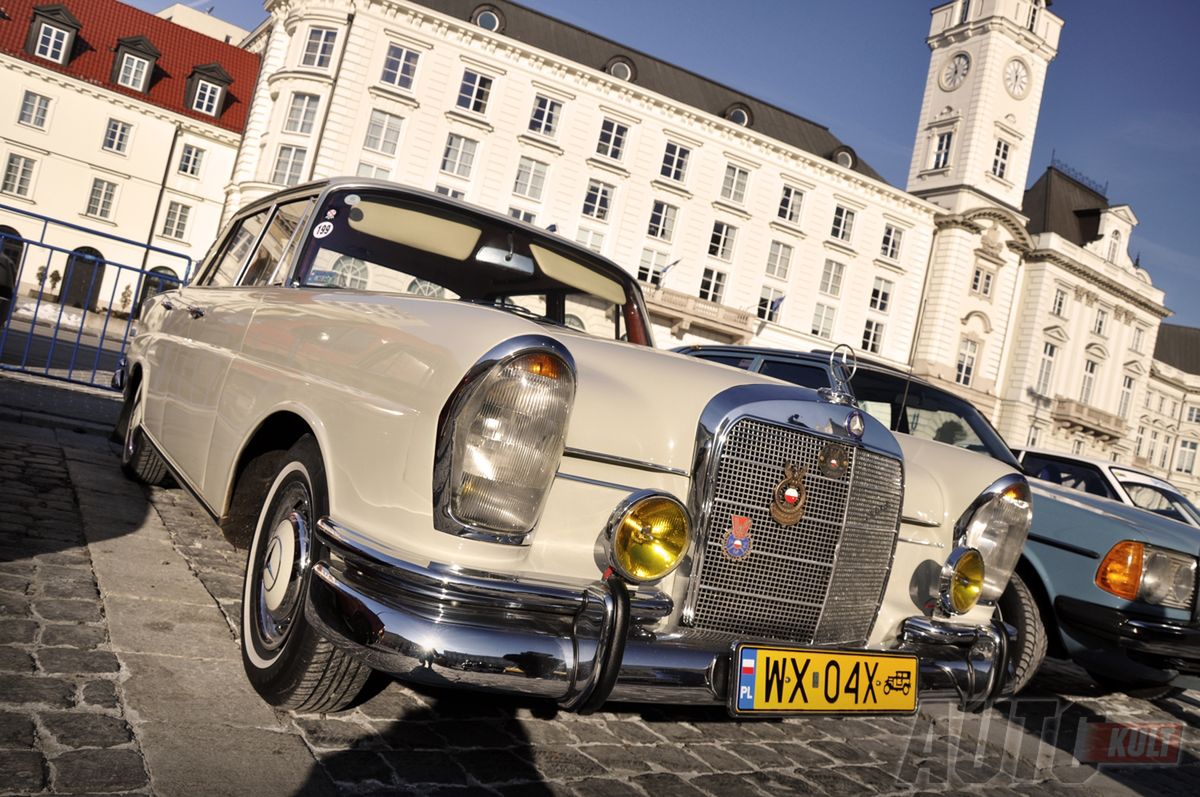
<box><xmin>1024</xmin><ymin>248</ymin><xmax>1171</xmax><ymax>319</ymax></box>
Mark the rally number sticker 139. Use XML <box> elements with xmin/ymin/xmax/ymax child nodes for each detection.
<box><xmin>730</xmin><ymin>644</ymin><xmax>918</xmax><ymax>716</ymax></box>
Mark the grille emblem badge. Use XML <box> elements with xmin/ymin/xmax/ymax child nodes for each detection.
<box><xmin>818</xmin><ymin>442</ymin><xmax>850</xmax><ymax>479</ymax></box>
<box><xmin>770</xmin><ymin>464</ymin><xmax>807</xmax><ymax>526</ymax></box>
<box><xmin>723</xmin><ymin>514</ymin><xmax>753</xmax><ymax>559</ymax></box>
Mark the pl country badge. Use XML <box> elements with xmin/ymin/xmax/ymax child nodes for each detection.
<box><xmin>770</xmin><ymin>463</ymin><xmax>807</xmax><ymax>526</ymax></box>
<box><xmin>723</xmin><ymin>515</ymin><xmax>753</xmax><ymax>560</ymax></box>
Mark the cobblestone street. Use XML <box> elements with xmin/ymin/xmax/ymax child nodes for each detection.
<box><xmin>1</xmin><ymin>400</ymin><xmax>1199</xmax><ymax>795</ymax></box>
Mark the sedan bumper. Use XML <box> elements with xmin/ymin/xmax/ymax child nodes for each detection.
<box><xmin>1056</xmin><ymin>595</ymin><xmax>1200</xmax><ymax>679</ymax></box>
<box><xmin>306</xmin><ymin>517</ymin><xmax>1014</xmax><ymax>713</ymax></box>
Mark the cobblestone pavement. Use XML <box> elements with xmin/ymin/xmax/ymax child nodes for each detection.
<box><xmin>2</xmin><ymin>418</ymin><xmax>1199</xmax><ymax>796</ymax></box>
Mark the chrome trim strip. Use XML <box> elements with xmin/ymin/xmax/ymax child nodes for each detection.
<box><xmin>898</xmin><ymin>536</ymin><xmax>946</xmax><ymax>549</ymax></box>
<box><xmin>555</xmin><ymin>472</ymin><xmax>644</xmax><ymax>492</ymax></box>
<box><xmin>431</xmin><ymin>334</ymin><xmax>578</xmax><ymax>546</ymax></box>
<box><xmin>563</xmin><ymin>448</ymin><xmax>689</xmax><ymax>477</ymax></box>
<box><xmin>901</xmin><ymin>515</ymin><xmax>941</xmax><ymax>528</ymax></box>
<box><xmin>1026</xmin><ymin>532</ymin><xmax>1099</xmax><ymax>560</ymax></box>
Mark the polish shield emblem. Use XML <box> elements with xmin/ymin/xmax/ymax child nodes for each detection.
<box><xmin>723</xmin><ymin>514</ymin><xmax>752</xmax><ymax>559</ymax></box>
<box><xmin>770</xmin><ymin>463</ymin><xmax>807</xmax><ymax>527</ymax></box>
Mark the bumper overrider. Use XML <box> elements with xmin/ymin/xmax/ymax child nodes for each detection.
<box><xmin>305</xmin><ymin>518</ymin><xmax>1015</xmax><ymax>714</ymax></box>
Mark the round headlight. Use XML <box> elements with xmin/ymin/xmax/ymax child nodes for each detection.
<box><xmin>940</xmin><ymin>547</ymin><xmax>985</xmax><ymax>615</ymax></box>
<box><xmin>607</xmin><ymin>493</ymin><xmax>690</xmax><ymax>583</ymax></box>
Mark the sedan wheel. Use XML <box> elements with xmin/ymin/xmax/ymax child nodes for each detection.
<box><xmin>995</xmin><ymin>572</ymin><xmax>1047</xmax><ymax>694</ymax></box>
<box><xmin>119</xmin><ymin>385</ymin><xmax>169</xmax><ymax>485</ymax></box>
<box><xmin>239</xmin><ymin>434</ymin><xmax>369</xmax><ymax>711</ymax></box>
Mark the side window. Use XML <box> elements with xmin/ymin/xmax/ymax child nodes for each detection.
<box><xmin>695</xmin><ymin>354</ymin><xmax>757</xmax><ymax>371</ymax></box>
<box><xmin>758</xmin><ymin>359</ymin><xmax>832</xmax><ymax>390</ymax></box>
<box><xmin>202</xmin><ymin>209</ymin><xmax>270</xmax><ymax>287</ymax></box>
<box><xmin>1022</xmin><ymin>454</ymin><xmax>1114</xmax><ymax>499</ymax></box>
<box><xmin>240</xmin><ymin>198</ymin><xmax>316</xmax><ymax>286</ymax></box>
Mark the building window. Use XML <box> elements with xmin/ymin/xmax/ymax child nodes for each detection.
<box><xmin>102</xmin><ymin>119</ymin><xmax>132</xmax><ymax>154</ymax></box>
<box><xmin>357</xmin><ymin>162</ymin><xmax>390</xmax><ymax>179</ymax></box>
<box><xmin>1107</xmin><ymin>230</ymin><xmax>1122</xmax><ymax>262</ymax></box>
<box><xmin>441</xmin><ymin>134</ymin><xmax>477</xmax><ymax>178</ymax></box>
<box><xmin>970</xmin><ymin>266</ymin><xmax>994</xmax><ymax>297</ymax></box>
<box><xmin>380</xmin><ymin>43</ymin><xmax>419</xmax><ymax>90</ymax></box>
<box><xmin>1072</xmin><ymin>439</ymin><xmax>1085</xmax><ymax>456</ymax></box>
<box><xmin>1051</xmin><ymin>288</ymin><xmax>1067</xmax><ymax>317</ymax></box>
<box><xmin>596</xmin><ymin>118</ymin><xmax>628</xmax><ymax>160</ymax></box>
<box><xmin>19</xmin><ymin>91</ymin><xmax>50</xmax><ymax>129</ymax></box>
<box><xmin>956</xmin><ymin>338</ymin><xmax>978</xmax><ymax>387</ymax></box>
<box><xmin>830</xmin><ymin>205</ymin><xmax>855</xmax><ymax>242</ymax></box>
<box><xmin>708</xmin><ymin>221</ymin><xmax>736</xmax><ymax>261</ymax></box>
<box><xmin>512</xmin><ymin>157</ymin><xmax>547</xmax><ymax>200</ymax></box>
<box><xmin>1131</xmin><ymin>326</ymin><xmax>1145</xmax><ymax>353</ymax></box>
<box><xmin>880</xmin><ymin>224</ymin><xmax>902</xmax><ymax>260</ymax></box>
<box><xmin>862</xmin><ymin>319</ymin><xmax>884</xmax><ymax>354</ymax></box>
<box><xmin>160</xmin><ymin>201</ymin><xmax>191</xmax><ymax>240</ymax></box>
<box><xmin>1026</xmin><ymin>425</ymin><xmax>1040</xmax><ymax>447</ymax></box>
<box><xmin>1080</xmin><ymin>360</ymin><xmax>1098</xmax><ymax>405</ymax></box>
<box><xmin>819</xmin><ymin>259</ymin><xmax>845</xmax><ymax>297</ymax></box>
<box><xmin>1034</xmin><ymin>342</ymin><xmax>1056</xmax><ymax>396</ymax></box>
<box><xmin>363</xmin><ymin>109</ymin><xmax>403</xmax><ymax>155</ymax></box>
<box><xmin>992</xmin><ymin>139</ymin><xmax>1010</xmax><ymax>180</ymax></box>
<box><xmin>1160</xmin><ymin>436</ymin><xmax>1171</xmax><ymax>469</ymax></box>
<box><xmin>933</xmin><ymin>131</ymin><xmax>953</xmax><ymax>170</ymax></box>
<box><xmin>638</xmin><ymin>249</ymin><xmax>668</xmax><ymax>286</ymax></box>
<box><xmin>528</xmin><ymin>95</ymin><xmax>561</xmax><ymax>137</ymax></box>
<box><xmin>85</xmin><ymin>178</ymin><xmax>117</xmax><ymax>219</ymax></box>
<box><xmin>35</xmin><ymin>23</ymin><xmax>69</xmax><ymax>63</ymax></box>
<box><xmin>661</xmin><ymin>141</ymin><xmax>690</xmax><ymax>182</ymax></box>
<box><xmin>765</xmin><ymin>241</ymin><xmax>792</xmax><ymax>279</ymax></box>
<box><xmin>178</xmin><ymin>144</ymin><xmax>204</xmax><ymax>177</ymax></box>
<box><xmin>1188</xmin><ymin>406</ymin><xmax>1200</xmax><ymax>424</ymax></box>
<box><xmin>302</xmin><ymin>27</ymin><xmax>337</xmax><ymax>68</ymax></box>
<box><xmin>1177</xmin><ymin>440</ymin><xmax>1198</xmax><ymax>474</ymax></box>
<box><xmin>2</xmin><ymin>154</ymin><xmax>35</xmax><ymax>197</ymax></box>
<box><xmin>117</xmin><ymin>53</ymin><xmax>150</xmax><ymax>91</ymax></box>
<box><xmin>778</xmin><ymin>185</ymin><xmax>803</xmax><ymax>224</ymax></box>
<box><xmin>193</xmin><ymin>80</ymin><xmax>222</xmax><ymax>115</ymax></box>
<box><xmin>575</xmin><ymin>228</ymin><xmax>604</xmax><ymax>253</ymax></box>
<box><xmin>870</xmin><ymin>277</ymin><xmax>893</xmax><ymax>312</ymax></box>
<box><xmin>647</xmin><ymin>201</ymin><xmax>677</xmax><ymax>241</ymax></box>
<box><xmin>959</xmin><ymin>0</ymin><xmax>971</xmax><ymax>24</ymax></box>
<box><xmin>508</xmin><ymin>207</ymin><xmax>536</xmax><ymax>224</ymax></box>
<box><xmin>1093</xmin><ymin>307</ymin><xmax>1108</xmax><ymax>336</ymax></box>
<box><xmin>272</xmin><ymin>145</ymin><xmax>307</xmax><ymax>186</ymax></box>
<box><xmin>456</xmin><ymin>70</ymin><xmax>493</xmax><ymax>114</ymax></box>
<box><xmin>758</xmin><ymin>286</ymin><xmax>784</xmax><ymax>322</ymax></box>
<box><xmin>1135</xmin><ymin>426</ymin><xmax>1145</xmax><ymax>458</ymax></box>
<box><xmin>582</xmin><ymin>180</ymin><xmax>614</xmax><ymax>221</ymax></box>
<box><xmin>1028</xmin><ymin>3</ymin><xmax>1040</xmax><ymax>31</ymax></box>
<box><xmin>699</xmin><ymin>267</ymin><xmax>726</xmax><ymax>303</ymax></box>
<box><xmin>284</xmin><ymin>93</ymin><xmax>319</xmax><ymax>134</ymax></box>
<box><xmin>435</xmin><ymin>185</ymin><xmax>464</xmax><ymax>200</ymax></box>
<box><xmin>1119</xmin><ymin>375</ymin><xmax>1134</xmax><ymax>419</ymax></box>
<box><xmin>811</xmin><ymin>304</ymin><xmax>836</xmax><ymax>340</ymax></box>
<box><xmin>720</xmin><ymin>164</ymin><xmax>749</xmax><ymax>204</ymax></box>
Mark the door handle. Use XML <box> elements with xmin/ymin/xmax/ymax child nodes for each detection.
<box><xmin>188</xmin><ymin>307</ymin><xmax>206</xmax><ymax>319</ymax></box>
<box><xmin>162</xmin><ymin>299</ymin><xmax>175</xmax><ymax>311</ymax></box>
<box><xmin>160</xmin><ymin>299</ymin><xmax>204</xmax><ymax>319</ymax></box>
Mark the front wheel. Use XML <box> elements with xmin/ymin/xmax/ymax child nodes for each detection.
<box><xmin>995</xmin><ymin>572</ymin><xmax>1047</xmax><ymax>694</ymax></box>
<box><xmin>119</xmin><ymin>384</ymin><xmax>169</xmax><ymax>485</ymax></box>
<box><xmin>239</xmin><ymin>435</ymin><xmax>369</xmax><ymax>712</ymax></box>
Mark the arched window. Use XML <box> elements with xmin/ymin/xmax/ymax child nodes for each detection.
<box><xmin>1107</xmin><ymin>230</ymin><xmax>1122</xmax><ymax>262</ymax></box>
<box><xmin>63</xmin><ymin>246</ymin><xmax>106</xmax><ymax>311</ymax></box>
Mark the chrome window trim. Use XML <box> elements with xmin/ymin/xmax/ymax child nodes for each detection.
<box><xmin>563</xmin><ymin>447</ymin><xmax>688</xmax><ymax>477</ymax></box>
<box><xmin>432</xmin><ymin>334</ymin><xmax>578</xmax><ymax>546</ymax></box>
<box><xmin>679</xmin><ymin>383</ymin><xmax>904</xmax><ymax>626</ymax></box>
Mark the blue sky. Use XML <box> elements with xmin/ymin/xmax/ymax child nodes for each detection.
<box><xmin>138</xmin><ymin>1</ymin><xmax>1200</xmax><ymax>327</ymax></box>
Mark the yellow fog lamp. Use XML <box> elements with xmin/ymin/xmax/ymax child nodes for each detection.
<box><xmin>939</xmin><ymin>547</ymin><xmax>986</xmax><ymax>615</ymax></box>
<box><xmin>606</xmin><ymin>491</ymin><xmax>691</xmax><ymax>583</ymax></box>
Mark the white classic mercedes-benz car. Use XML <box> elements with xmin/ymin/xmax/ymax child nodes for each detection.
<box><xmin>114</xmin><ymin>179</ymin><xmax>1031</xmax><ymax>717</ymax></box>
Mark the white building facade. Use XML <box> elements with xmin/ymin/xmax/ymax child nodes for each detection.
<box><xmin>0</xmin><ymin>0</ymin><xmax>258</xmax><ymax>315</ymax></box>
<box><xmin>226</xmin><ymin>0</ymin><xmax>939</xmax><ymax>364</ymax></box>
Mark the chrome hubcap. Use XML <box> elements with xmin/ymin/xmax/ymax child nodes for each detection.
<box><xmin>255</xmin><ymin>485</ymin><xmax>311</xmax><ymax>651</ymax></box>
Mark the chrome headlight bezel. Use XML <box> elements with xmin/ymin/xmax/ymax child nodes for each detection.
<box><xmin>432</xmin><ymin>335</ymin><xmax>577</xmax><ymax>544</ymax></box>
<box><xmin>954</xmin><ymin>473</ymin><xmax>1032</xmax><ymax>603</ymax></box>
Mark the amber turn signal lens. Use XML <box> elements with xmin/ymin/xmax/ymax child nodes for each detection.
<box><xmin>1096</xmin><ymin>540</ymin><xmax>1144</xmax><ymax>600</ymax></box>
<box><xmin>516</xmin><ymin>352</ymin><xmax>564</xmax><ymax>380</ymax></box>
<box><xmin>610</xmin><ymin>495</ymin><xmax>690</xmax><ymax>582</ymax></box>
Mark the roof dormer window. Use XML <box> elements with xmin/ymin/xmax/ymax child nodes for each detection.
<box><xmin>185</xmin><ymin>64</ymin><xmax>233</xmax><ymax>118</ymax></box>
<box><xmin>25</xmin><ymin>6</ymin><xmax>82</xmax><ymax>65</ymax></box>
<box><xmin>111</xmin><ymin>37</ymin><xmax>161</xmax><ymax>93</ymax></box>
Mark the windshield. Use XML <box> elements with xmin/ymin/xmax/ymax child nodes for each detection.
<box><xmin>850</xmin><ymin>369</ymin><xmax>1021</xmax><ymax>468</ymax></box>
<box><xmin>1111</xmin><ymin>469</ymin><xmax>1200</xmax><ymax>526</ymax></box>
<box><xmin>293</xmin><ymin>189</ymin><xmax>651</xmax><ymax>344</ymax></box>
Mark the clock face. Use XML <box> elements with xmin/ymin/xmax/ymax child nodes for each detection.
<box><xmin>941</xmin><ymin>53</ymin><xmax>970</xmax><ymax>91</ymax></box>
<box><xmin>1005</xmin><ymin>58</ymin><xmax>1030</xmax><ymax>98</ymax></box>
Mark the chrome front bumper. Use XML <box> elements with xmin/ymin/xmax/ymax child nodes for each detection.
<box><xmin>307</xmin><ymin>518</ymin><xmax>1015</xmax><ymax>713</ymax></box>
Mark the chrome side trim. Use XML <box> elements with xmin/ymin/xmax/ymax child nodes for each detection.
<box><xmin>431</xmin><ymin>334</ymin><xmax>578</xmax><ymax>546</ymax></box>
<box><xmin>901</xmin><ymin>515</ymin><xmax>941</xmax><ymax>528</ymax></box>
<box><xmin>555</xmin><ymin>472</ymin><xmax>644</xmax><ymax>492</ymax></box>
<box><xmin>898</xmin><ymin>536</ymin><xmax>946</xmax><ymax>549</ymax></box>
<box><xmin>563</xmin><ymin>447</ymin><xmax>689</xmax><ymax>477</ymax></box>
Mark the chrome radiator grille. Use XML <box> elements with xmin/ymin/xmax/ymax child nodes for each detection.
<box><xmin>686</xmin><ymin>418</ymin><xmax>903</xmax><ymax>645</ymax></box>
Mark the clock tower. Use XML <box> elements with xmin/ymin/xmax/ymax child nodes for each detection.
<box><xmin>907</xmin><ymin>0</ymin><xmax>1062</xmax><ymax>212</ymax></box>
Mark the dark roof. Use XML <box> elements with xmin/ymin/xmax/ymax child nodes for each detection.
<box><xmin>413</xmin><ymin>0</ymin><xmax>886</xmax><ymax>183</ymax></box>
<box><xmin>1023</xmin><ymin>166</ymin><xmax>1110</xmax><ymax>247</ymax></box>
<box><xmin>1153</xmin><ymin>324</ymin><xmax>1200</xmax><ymax>376</ymax></box>
<box><xmin>0</xmin><ymin>0</ymin><xmax>260</xmax><ymax>133</ymax></box>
